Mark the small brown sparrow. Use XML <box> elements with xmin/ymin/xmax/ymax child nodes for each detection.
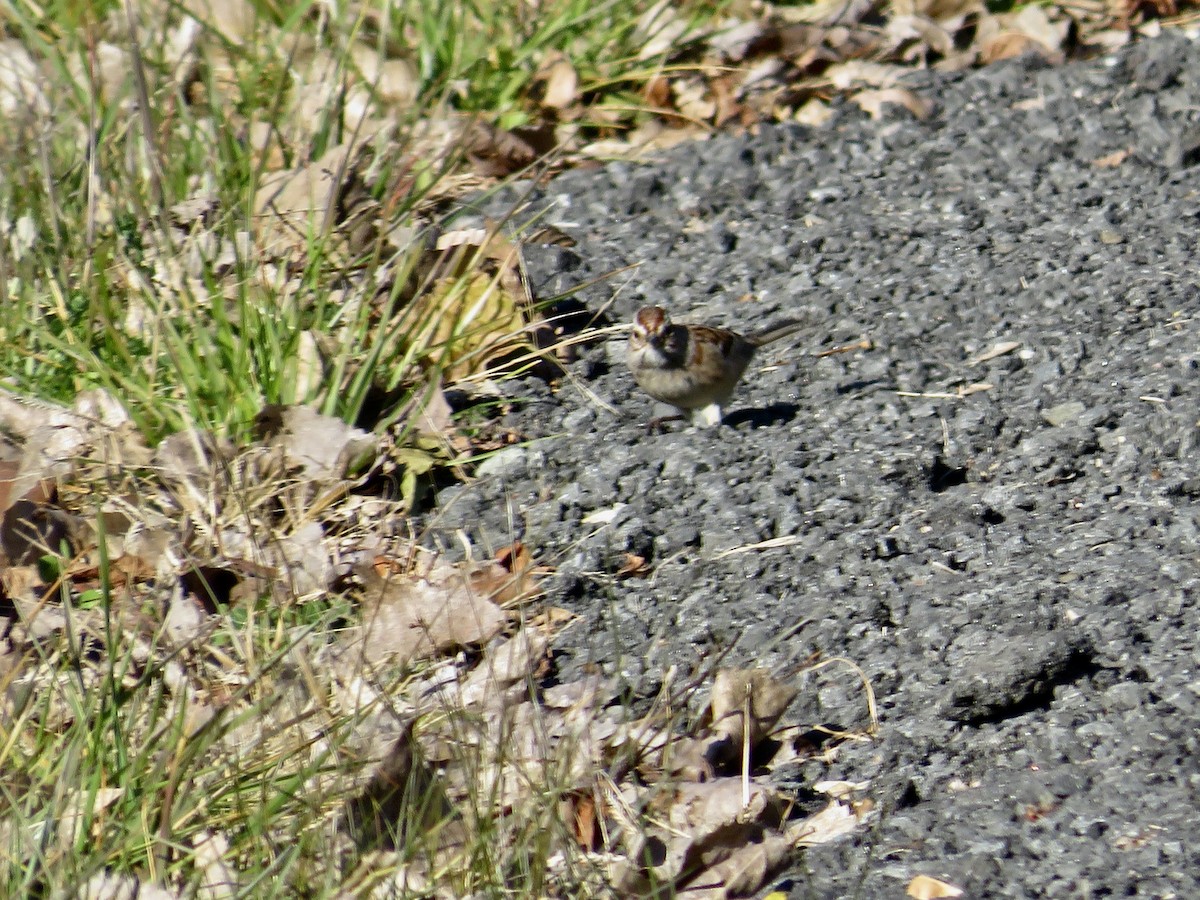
<box><xmin>627</xmin><ymin>305</ymin><xmax>804</xmax><ymax>427</ymax></box>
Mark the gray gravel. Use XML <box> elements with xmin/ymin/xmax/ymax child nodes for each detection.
<box><xmin>430</xmin><ymin>33</ymin><xmax>1200</xmax><ymax>899</ymax></box>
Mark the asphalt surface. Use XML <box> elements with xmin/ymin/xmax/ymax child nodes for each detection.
<box><xmin>431</xmin><ymin>33</ymin><xmax>1200</xmax><ymax>899</ymax></box>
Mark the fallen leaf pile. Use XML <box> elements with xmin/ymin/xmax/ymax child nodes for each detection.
<box><xmin>0</xmin><ymin>390</ymin><xmax>876</xmax><ymax>896</ymax></box>
<box><xmin>332</xmin><ymin>628</ymin><xmax>878</xmax><ymax>898</ymax></box>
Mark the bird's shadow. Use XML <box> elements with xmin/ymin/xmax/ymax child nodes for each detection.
<box><xmin>724</xmin><ymin>402</ymin><xmax>801</xmax><ymax>429</ymax></box>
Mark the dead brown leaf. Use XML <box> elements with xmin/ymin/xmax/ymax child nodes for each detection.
<box><xmin>969</xmin><ymin>340</ymin><xmax>1021</xmax><ymax>365</ymax></box>
<box><xmin>674</xmin><ymin>77</ymin><xmax>717</xmax><ymax>122</ymax></box>
<box><xmin>253</xmin><ymin>143</ymin><xmax>359</xmax><ymax>256</ymax></box>
<box><xmin>349</xmin><ymin>44</ymin><xmax>418</xmax><ymax>108</ymax></box>
<box><xmin>254</xmin><ymin>404</ymin><xmax>377</xmax><ymax>481</ymax></box>
<box><xmin>58</xmin><ymin>786</ymin><xmax>124</xmax><ymax>851</ymax></box>
<box><xmin>616</xmin><ymin>553</ymin><xmax>651</xmax><ymax>578</ymax></box>
<box><xmin>636</xmin><ymin>0</ymin><xmax>701</xmax><ymax>60</ymax></box>
<box><xmin>979</xmin><ymin>12</ymin><xmax>1066</xmax><ymax>66</ymax></box>
<box><xmin>535</xmin><ymin>51</ymin><xmax>579</xmax><ymax>111</ymax></box>
<box><xmin>456</xmin><ymin>626</ymin><xmax>554</xmax><ymax>707</ymax></box>
<box><xmin>400</xmin><ymin>228</ymin><xmax>541</xmax><ymax>384</ymax></box>
<box><xmin>644</xmin><ymin>74</ymin><xmax>672</xmax><ymax>109</ymax></box>
<box><xmin>180</xmin><ymin>0</ymin><xmax>260</xmax><ymax>42</ymax></box>
<box><xmin>2</xmin><ymin>498</ymin><xmax>80</xmax><ymax>567</ymax></box>
<box><xmin>483</xmin><ymin>541</ymin><xmax>546</xmax><ymax>606</ymax></box>
<box><xmin>907</xmin><ymin>874</ymin><xmax>966</xmax><ymax>898</ymax></box>
<box><xmin>825</xmin><ymin>60</ymin><xmax>910</xmax><ymax>90</ymax></box>
<box><xmin>463</xmin><ymin>119</ymin><xmax>555</xmax><ymax>178</ymax></box>
<box><xmin>1093</xmin><ymin>147</ymin><xmax>1132</xmax><ymax>168</ymax></box>
<box><xmin>564</xmin><ymin>790</ymin><xmax>599</xmax><ymax>850</ymax></box>
<box><xmin>403</xmin><ymin>381</ymin><xmax>456</xmax><ymax>437</ymax></box>
<box><xmin>710</xmin><ymin>74</ymin><xmax>745</xmax><ymax>128</ymax></box>
<box><xmin>152</xmin><ymin>429</ymin><xmax>235</xmax><ymax>489</ymax></box>
<box><xmin>346</xmin><ymin>555</ymin><xmax>510</xmax><ymax>666</ymax></box>
<box><xmin>193</xmin><ymin>830</ymin><xmax>238</xmax><ymax>898</ymax></box>
<box><xmin>709</xmin><ymin>667</ymin><xmax>799</xmax><ymax>758</ymax></box>
<box><xmin>852</xmin><ymin>87</ymin><xmax>933</xmax><ymax>120</ymax></box>
<box><xmin>627</xmin><ymin>779</ymin><xmax>790</xmax><ymax>895</ymax></box>
<box><xmin>788</xmin><ymin>798</ymin><xmax>871</xmax><ymax>845</ymax></box>
<box><xmin>681</xmin><ymin>831</ymin><xmax>793</xmax><ymax>898</ymax></box>
<box><xmin>0</xmin><ymin>459</ymin><xmax>18</xmax><ymax>517</ymax></box>
<box><xmin>67</xmin><ymin>554</ymin><xmax>155</xmax><ymax>591</ymax></box>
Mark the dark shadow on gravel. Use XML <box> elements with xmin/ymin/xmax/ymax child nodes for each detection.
<box><xmin>724</xmin><ymin>402</ymin><xmax>801</xmax><ymax>429</ymax></box>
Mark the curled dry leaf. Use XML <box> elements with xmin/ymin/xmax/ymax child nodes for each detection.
<box><xmin>180</xmin><ymin>0</ymin><xmax>261</xmax><ymax>42</ymax></box>
<box><xmin>66</xmin><ymin>554</ymin><xmax>156</xmax><ymax>592</ymax></box>
<box><xmin>273</xmin><ymin>520</ymin><xmax>333</xmax><ymax>596</ymax></box>
<box><xmin>254</xmin><ymin>404</ymin><xmax>376</xmax><ymax>481</ymax></box>
<box><xmin>885</xmin><ymin>15</ymin><xmax>959</xmax><ymax>59</ymax></box>
<box><xmin>825</xmin><ymin>60</ymin><xmax>910</xmax><ymax>90</ymax></box>
<box><xmin>788</xmin><ymin>798</ymin><xmax>871</xmax><ymax>845</ymax></box>
<box><xmin>349</xmin><ymin>44</ymin><xmax>418</xmax><ymax>108</ymax></box>
<box><xmin>399</xmin><ymin>381</ymin><xmax>455</xmax><ymax>438</ymax></box>
<box><xmin>709</xmin><ymin>667</ymin><xmax>799</xmax><ymax>758</ymax></box>
<box><xmin>165</xmin><ymin>589</ymin><xmax>208</xmax><ymax>648</ymax></box>
<box><xmin>154</xmin><ymin>429</ymin><xmax>234</xmax><ymax>490</ymax></box>
<box><xmin>291</xmin><ymin>331</ymin><xmax>326</xmax><ymax>404</ymax></box>
<box><xmin>1006</xmin><ymin>5</ymin><xmax>1071</xmax><ymax>54</ymax></box>
<box><xmin>455</xmin><ymin>626</ymin><xmax>553</xmax><ymax>707</ymax></box>
<box><xmin>77</xmin><ymin>872</ymin><xmax>179</xmax><ymax>900</ymax></box>
<box><xmin>1</xmin><ymin>565</ymin><xmax>61</xmax><ymax>642</ymax></box>
<box><xmin>812</xmin><ymin>779</ymin><xmax>870</xmax><ymax>800</ymax></box>
<box><xmin>978</xmin><ymin>6</ymin><xmax>1070</xmax><ymax>66</ymax></box>
<box><xmin>564</xmin><ymin>790</ymin><xmax>598</xmax><ymax>850</ymax></box>
<box><xmin>636</xmin><ymin>0</ymin><xmax>696</xmax><ymax>60</ymax></box>
<box><xmin>684</xmin><ymin>830</ymin><xmax>793</xmax><ymax>898</ymax></box>
<box><xmin>708</xmin><ymin>20</ymin><xmax>774</xmax><ymax>62</ymax></box>
<box><xmin>535</xmin><ymin>51</ymin><xmax>579</xmax><ymax>111</ymax></box>
<box><xmin>969</xmin><ymin>340</ymin><xmax>1021</xmax><ymax>365</ymax></box>
<box><xmin>617</xmin><ymin>553</ymin><xmax>651</xmax><ymax>578</ymax></box>
<box><xmin>461</xmin><ymin>119</ymin><xmax>554</xmax><ymax>178</ymax></box>
<box><xmin>643</xmin><ymin>74</ymin><xmax>672</xmax><ymax>109</ymax></box>
<box><xmin>0</xmin><ymin>389</ymin><xmax>143</xmax><ymax>505</ymax></box>
<box><xmin>484</xmin><ymin>541</ymin><xmax>546</xmax><ymax>606</ymax></box>
<box><xmin>582</xmin><ymin>119</ymin><xmax>709</xmax><ymax>159</ymax></box>
<box><xmin>1093</xmin><ymin>148</ymin><xmax>1132</xmax><ymax>168</ymax></box>
<box><xmin>0</xmin><ymin>460</ymin><xmax>18</xmax><ymax>521</ymax></box>
<box><xmin>400</xmin><ymin>228</ymin><xmax>541</xmax><ymax>384</ymax></box>
<box><xmin>253</xmin><ymin>142</ymin><xmax>384</xmax><ymax>259</ymax></box>
<box><xmin>345</xmin><ymin>555</ymin><xmax>509</xmax><ymax>667</ymax></box>
<box><xmin>332</xmin><ymin>605</ymin><xmax>875</xmax><ymax>898</ymax></box>
<box><xmin>852</xmin><ymin>87</ymin><xmax>933</xmax><ymax>120</ymax></box>
<box><xmin>674</xmin><ymin>78</ymin><xmax>717</xmax><ymax>122</ymax></box>
<box><xmin>616</xmin><ymin>779</ymin><xmax>789</xmax><ymax>895</ymax></box>
<box><xmin>67</xmin><ymin>41</ymin><xmax>129</xmax><ymax>105</ymax></box>
<box><xmin>979</xmin><ymin>32</ymin><xmax>1056</xmax><ymax>64</ymax></box>
<box><xmin>907</xmin><ymin>874</ymin><xmax>966</xmax><ymax>899</ymax></box>
<box><xmin>795</xmin><ymin>98</ymin><xmax>834</xmax><ymax>127</ymax></box>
